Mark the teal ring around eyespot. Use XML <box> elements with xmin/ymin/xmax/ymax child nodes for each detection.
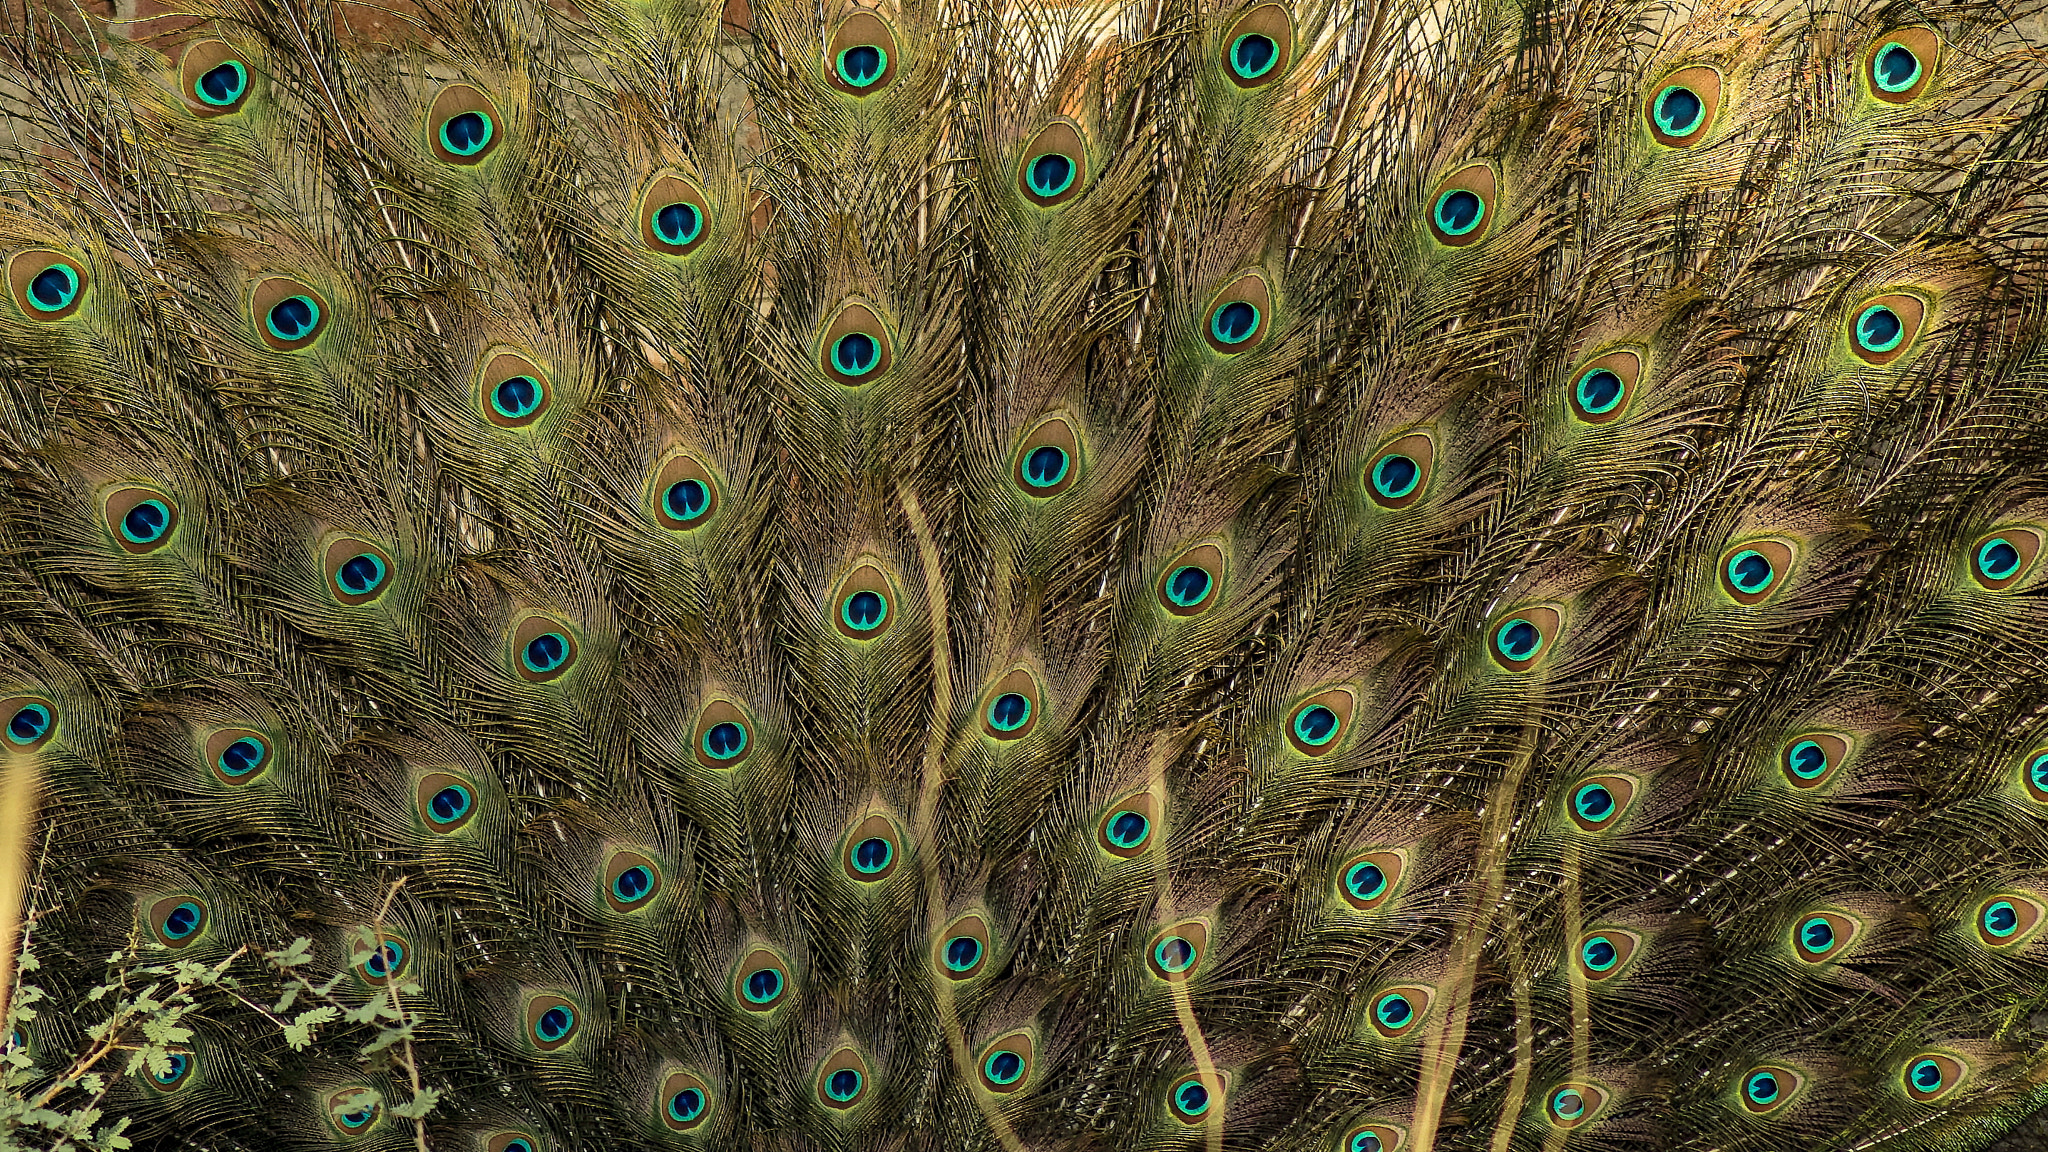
<box><xmin>27</xmin><ymin>263</ymin><xmax>79</xmax><ymax>311</ymax></box>
<box><xmin>1653</xmin><ymin>85</ymin><xmax>1704</xmax><ymax>135</ymax></box>
<box><xmin>835</xmin><ymin>45</ymin><xmax>888</xmax><ymax>87</ymax></box>
<box><xmin>1432</xmin><ymin>189</ymin><xmax>1484</xmax><ymax>236</ymax></box>
<box><xmin>1984</xmin><ymin>900</ymin><xmax>2019</xmax><ymax>938</ymax></box>
<box><xmin>841</xmin><ymin>590</ymin><xmax>889</xmax><ymax>632</ymax></box>
<box><xmin>701</xmin><ymin>722</ymin><xmax>748</xmax><ymax>760</ymax></box>
<box><xmin>657</xmin><ymin>202</ymin><xmax>703</xmax><ymax>245</ymax></box>
<box><xmin>1798</xmin><ymin>915</ymin><xmax>1834</xmax><ymax>953</ymax></box>
<box><xmin>7</xmin><ymin>703</ymin><xmax>51</xmax><ymax>746</ymax></box>
<box><xmin>1026</xmin><ymin>153</ymin><xmax>1076</xmax><ymax>197</ymax></box>
<box><xmin>521</xmin><ymin>633</ymin><xmax>570</xmax><ymax>674</ymax></box>
<box><xmin>338</xmin><ymin>552</ymin><xmax>386</xmax><ymax>594</ymax></box>
<box><xmin>1371</xmin><ymin>453</ymin><xmax>1420</xmax><ymax>499</ymax></box>
<box><xmin>1726</xmin><ymin>549</ymin><xmax>1774</xmax><ymax>593</ymax></box>
<box><xmin>983</xmin><ymin>1050</ymin><xmax>1024</xmax><ymax>1084</ymax></box>
<box><xmin>1230</xmin><ymin>33</ymin><xmax>1279</xmax><ymax>79</ymax></box>
<box><xmin>1873</xmin><ymin>42</ymin><xmax>1923</xmax><ymax>93</ymax></box>
<box><xmin>1153</xmin><ymin>936</ymin><xmax>1196</xmax><ymax>973</ymax></box>
<box><xmin>1494</xmin><ymin>618</ymin><xmax>1542</xmax><ymax>661</ymax></box>
<box><xmin>439</xmin><ymin>111</ymin><xmax>495</xmax><ymax>156</ymax></box>
<box><xmin>1978</xmin><ymin>537</ymin><xmax>2021</xmax><ymax>580</ymax></box>
<box><xmin>1210</xmin><ymin>301</ymin><xmax>1260</xmax><ymax>345</ymax></box>
<box><xmin>1551</xmin><ymin>1088</ymin><xmax>1584</xmax><ymax>1119</ymax></box>
<box><xmin>1575</xmin><ymin>367</ymin><xmax>1625</xmax><ymax>415</ymax></box>
<box><xmin>196</xmin><ymin>60</ymin><xmax>247</xmax><ymax>106</ymax></box>
<box><xmin>120</xmin><ymin>499</ymin><xmax>172</xmax><ymax>544</ymax></box>
<box><xmin>265</xmin><ymin>295</ymin><xmax>320</xmax><ymax>341</ymax></box>
<box><xmin>1345</xmin><ymin>860</ymin><xmax>1386</xmax><ymax>900</ymax></box>
<box><xmin>987</xmin><ymin>693</ymin><xmax>1031</xmax><ymax>731</ymax></box>
<box><xmin>1291</xmin><ymin>704</ymin><xmax>1339</xmax><ymax>746</ymax></box>
<box><xmin>1856</xmin><ymin>304</ymin><xmax>1905</xmax><ymax>353</ymax></box>
<box><xmin>1580</xmin><ymin>935</ymin><xmax>1617</xmax><ymax>971</ymax></box>
<box><xmin>1787</xmin><ymin>739</ymin><xmax>1828</xmax><ymax>779</ymax></box>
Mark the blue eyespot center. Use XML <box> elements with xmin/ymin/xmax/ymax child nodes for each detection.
<box><xmin>944</xmin><ymin>935</ymin><xmax>982</xmax><ymax>971</ymax></box>
<box><xmin>27</xmin><ymin>264</ymin><xmax>78</xmax><ymax>311</ymax></box>
<box><xmin>534</xmin><ymin>1005</ymin><xmax>574</xmax><ymax>1042</ymax></box>
<box><xmin>265</xmin><ymin>295</ymin><xmax>319</xmax><ymax>341</ymax></box>
<box><xmin>1433</xmin><ymin>189</ymin><xmax>1484</xmax><ymax>236</ymax></box>
<box><xmin>613</xmin><ymin>865</ymin><xmax>654</xmax><ymax>903</ymax></box>
<box><xmin>1174</xmin><ymin>1078</ymin><xmax>1210</xmax><ymax>1116</ymax></box>
<box><xmin>1728</xmin><ymin>549</ymin><xmax>1774</xmax><ymax>594</ymax></box>
<box><xmin>669</xmin><ymin>1087</ymin><xmax>705</xmax><ymax>1122</ymax></box>
<box><xmin>218</xmin><ymin>737</ymin><xmax>267</xmax><ymax>777</ymax></box>
<box><xmin>1293</xmin><ymin>703</ymin><xmax>1338</xmax><ymax>747</ymax></box>
<box><xmin>1496</xmin><ymin>619</ymin><xmax>1542</xmax><ymax>661</ymax></box>
<box><xmin>1210</xmin><ymin>300</ymin><xmax>1260</xmax><ymax>345</ymax></box>
<box><xmin>842</xmin><ymin>590</ymin><xmax>887</xmax><ymax>632</ymax></box>
<box><xmin>1023</xmin><ymin>444</ymin><xmax>1070</xmax><ymax>489</ymax></box>
<box><xmin>1653</xmin><ymin>84</ymin><xmax>1704</xmax><ymax>136</ymax></box>
<box><xmin>1874</xmin><ymin>43</ymin><xmax>1922</xmax><ymax>93</ymax></box>
<box><xmin>853</xmin><ymin>836</ymin><xmax>893</xmax><ymax>873</ymax></box>
<box><xmin>826</xmin><ymin>1068</ymin><xmax>862</xmax><ymax>1101</ymax></box>
<box><xmin>337</xmin><ymin>553</ymin><xmax>386</xmax><ymax>595</ymax></box>
<box><xmin>7</xmin><ymin>704</ymin><xmax>50</xmax><ymax>746</ymax></box>
<box><xmin>702</xmin><ymin>721</ymin><xmax>748</xmax><ymax>760</ymax></box>
<box><xmin>162</xmin><ymin>901</ymin><xmax>202</xmax><ymax>939</ymax></box>
<box><xmin>1799</xmin><ymin>916</ymin><xmax>1835</xmax><ymax>954</ymax></box>
<box><xmin>1856</xmin><ymin>304</ymin><xmax>1904</xmax><ymax>353</ymax></box>
<box><xmin>1984</xmin><ymin>900</ymin><xmax>2019</xmax><ymax>938</ymax></box>
<box><xmin>156</xmin><ymin>1052</ymin><xmax>190</xmax><ymax>1084</ymax></box>
<box><xmin>656</xmin><ymin>202</ymin><xmax>703</xmax><ymax>246</ymax></box>
<box><xmin>1345</xmin><ymin>861</ymin><xmax>1387</xmax><ymax>901</ymax></box>
<box><xmin>363</xmin><ymin>940</ymin><xmax>403</xmax><ymax>977</ymax></box>
<box><xmin>985</xmin><ymin>1049</ymin><xmax>1024</xmax><ymax>1084</ymax></box>
<box><xmin>1573</xmin><ymin>783</ymin><xmax>1615</xmax><ymax>823</ymax></box>
<box><xmin>832</xmin><ymin>332</ymin><xmax>880</xmax><ymax>376</ymax></box>
<box><xmin>1581</xmin><ymin>935</ymin><xmax>1617</xmax><ymax>971</ymax></box>
<box><xmin>837</xmin><ymin>44</ymin><xmax>886</xmax><ymax>88</ymax></box>
<box><xmin>1374</xmin><ymin>993</ymin><xmax>1413</xmax><ymax>1028</ymax></box>
<box><xmin>1787</xmin><ymin>739</ymin><xmax>1829</xmax><ymax>780</ymax></box>
<box><xmin>122</xmin><ymin>500</ymin><xmax>171</xmax><ymax>544</ymax></box>
<box><xmin>988</xmin><ymin>692</ymin><xmax>1032</xmax><ymax>732</ymax></box>
<box><xmin>1552</xmin><ymin>1088</ymin><xmax>1584</xmax><ymax>1119</ymax></box>
<box><xmin>1978</xmin><ymin>537</ymin><xmax>2021</xmax><ymax>581</ymax></box>
<box><xmin>440</xmin><ymin>110</ymin><xmax>493</xmax><ymax>156</ymax></box>
<box><xmin>1108</xmin><ymin>810</ymin><xmax>1149</xmax><ymax>849</ymax></box>
<box><xmin>1911</xmin><ymin>1058</ymin><xmax>1943</xmax><ymax>1092</ymax></box>
<box><xmin>1575</xmin><ymin>368</ymin><xmax>1624</xmax><ymax>415</ymax></box>
<box><xmin>492</xmin><ymin>375</ymin><xmax>542</xmax><ymax>420</ymax></box>
<box><xmin>522</xmin><ymin>632</ymin><xmax>569</xmax><ymax>674</ymax></box>
<box><xmin>745</xmin><ymin>967</ymin><xmax>783</xmax><ymax>1002</ymax></box>
<box><xmin>1371</xmin><ymin>452</ymin><xmax>1420</xmax><ymax>499</ymax></box>
<box><xmin>197</xmin><ymin>61</ymin><xmax>247</xmax><ymax>105</ymax></box>
<box><xmin>1349</xmin><ymin>1134</ymin><xmax>1383</xmax><ymax>1152</ymax></box>
<box><xmin>1230</xmin><ymin>33</ymin><xmax>1278</xmax><ymax>79</ymax></box>
<box><xmin>1745</xmin><ymin>1071</ymin><xmax>1779</xmax><ymax>1105</ymax></box>
<box><xmin>339</xmin><ymin>1103</ymin><xmax>376</xmax><ymax>1129</ymax></box>
<box><xmin>428</xmin><ymin>784</ymin><xmax>472</xmax><ymax>824</ymax></box>
<box><xmin>1166</xmin><ymin>565</ymin><xmax>1213</xmax><ymax>607</ymax></box>
<box><xmin>664</xmin><ymin>478</ymin><xmax>709</xmax><ymax>522</ymax></box>
<box><xmin>1154</xmin><ymin>936</ymin><xmax>1196</xmax><ymax>973</ymax></box>
<box><xmin>1028</xmin><ymin>153</ymin><xmax>1076</xmax><ymax>198</ymax></box>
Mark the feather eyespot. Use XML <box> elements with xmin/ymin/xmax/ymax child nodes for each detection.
<box><xmin>2021</xmin><ymin>747</ymin><xmax>2048</xmax><ymax>805</ymax></box>
<box><xmin>1221</xmin><ymin>4</ymin><xmax>1293</xmax><ymax>88</ymax></box>
<box><xmin>1202</xmin><ymin>272</ymin><xmax>1272</xmax><ymax>353</ymax></box>
<box><xmin>486</xmin><ymin>1134</ymin><xmax>541</xmax><ymax>1152</ymax></box>
<box><xmin>1364</xmin><ymin>431</ymin><xmax>1433</xmax><ymax>509</ymax></box>
<box><xmin>1720</xmin><ymin>539</ymin><xmax>1794</xmax><ymax>604</ymax></box>
<box><xmin>1489</xmin><ymin>606</ymin><xmax>1560</xmax><ymax>671</ymax></box>
<box><xmin>2</xmin><ymin>697</ymin><xmax>55</xmax><ymax>753</ymax></box>
<box><xmin>640</xmin><ymin>174</ymin><xmax>713</xmax><ymax>256</ymax></box>
<box><xmin>204</xmin><ymin>728</ymin><xmax>272</xmax><ymax>786</ymax></box>
<box><xmin>1287</xmin><ymin>687</ymin><xmax>1354</xmax><ymax>756</ymax></box>
<box><xmin>1975</xmin><ymin>894</ymin><xmax>2043</xmax><ymax>947</ymax></box>
<box><xmin>935</xmin><ymin>914</ymin><xmax>990</xmax><ymax>979</ymax></box>
<box><xmin>1368</xmin><ymin>986</ymin><xmax>1431</xmax><ymax>1038</ymax></box>
<box><xmin>1098</xmin><ymin>793</ymin><xmax>1157</xmax><ymax>858</ymax></box>
<box><xmin>1645</xmin><ymin>66</ymin><xmax>1721</xmax><ymax>146</ymax></box>
<box><xmin>1737</xmin><ymin>1064</ymin><xmax>1802</xmax><ymax>1114</ymax></box>
<box><xmin>1565</xmin><ymin>775</ymin><xmax>1636</xmax><ymax>833</ymax></box>
<box><xmin>428</xmin><ymin>84</ymin><xmax>502</xmax><ymax>164</ymax></box>
<box><xmin>1781</xmin><ymin>732</ymin><xmax>1848</xmax><ymax>789</ymax></box>
<box><xmin>827</xmin><ymin>13</ymin><xmax>897</xmax><ymax>95</ymax></box>
<box><xmin>1790</xmin><ymin>909</ymin><xmax>1860</xmax><ymax>963</ymax></box>
<box><xmin>734</xmin><ymin>948</ymin><xmax>789</xmax><ymax>1009</ymax></box>
<box><xmin>323</xmin><ymin>539</ymin><xmax>393</xmax><ymax>605</ymax></box>
<box><xmin>525</xmin><ymin>994</ymin><xmax>580</xmax><ymax>1051</ymax></box>
<box><xmin>693</xmin><ymin>700</ymin><xmax>755</xmax><ymax>768</ymax></box>
<box><xmin>1902</xmin><ymin>1053</ymin><xmax>1966</xmax><ymax>1102</ymax></box>
<box><xmin>510</xmin><ymin>616</ymin><xmax>577</xmax><ymax>683</ymax></box>
<box><xmin>477</xmin><ymin>350</ymin><xmax>551</xmax><ymax>428</ymax></box>
<box><xmin>1337</xmin><ymin>851</ymin><xmax>1403</xmax><ymax>911</ymax></box>
<box><xmin>978</xmin><ymin>1033</ymin><xmax>1034</xmax><ymax>1093</ymax></box>
<box><xmin>8</xmin><ymin>250</ymin><xmax>89</xmax><ymax>321</ymax></box>
<box><xmin>148</xmin><ymin>895</ymin><xmax>208</xmax><ymax>948</ymax></box>
<box><xmin>1018</xmin><ymin>122</ymin><xmax>1088</xmax><ymax>207</ymax></box>
<box><xmin>1847</xmin><ymin>292</ymin><xmax>1926</xmax><ymax>365</ymax></box>
<box><xmin>820</xmin><ymin>301</ymin><xmax>893</xmax><ymax>383</ymax></box>
<box><xmin>980</xmin><ymin>670</ymin><xmax>1041</xmax><ymax>740</ymax></box>
<box><xmin>842</xmin><ymin>815</ymin><xmax>902</xmax><ymax>883</ymax></box>
<box><xmin>250</xmin><ymin>278</ymin><xmax>327</xmax><ymax>351</ymax></box>
<box><xmin>1568</xmin><ymin>350</ymin><xmax>1642</xmax><ymax>424</ymax></box>
<box><xmin>1970</xmin><ymin>527</ymin><xmax>2041</xmax><ymax>589</ymax></box>
<box><xmin>817</xmin><ymin>1048</ymin><xmax>869</xmax><ymax>1109</ymax></box>
<box><xmin>833</xmin><ymin>564</ymin><xmax>897</xmax><ymax>639</ymax></box>
<box><xmin>602</xmin><ymin>850</ymin><xmax>662</xmax><ymax>912</ymax></box>
<box><xmin>1545</xmin><ymin>1081</ymin><xmax>1609</xmax><ymax>1128</ymax></box>
<box><xmin>1169</xmin><ymin>1073</ymin><xmax>1222</xmax><ymax>1123</ymax></box>
<box><xmin>1575</xmin><ymin>929</ymin><xmax>1640</xmax><ymax>981</ymax></box>
<box><xmin>146</xmin><ymin>1048</ymin><xmax>195</xmax><ymax>1091</ymax></box>
<box><xmin>1866</xmin><ymin>29</ymin><xmax>1937</xmax><ymax>103</ymax></box>
<box><xmin>661</xmin><ymin>1073</ymin><xmax>712</xmax><ymax>1131</ymax></box>
<box><xmin>352</xmin><ymin>931</ymin><xmax>409</xmax><ymax>985</ymax></box>
<box><xmin>416</xmin><ymin>771</ymin><xmax>479</xmax><ymax>832</ymax></box>
<box><xmin>1158</xmin><ymin>544</ymin><xmax>1223</xmax><ymax>616</ymax></box>
<box><xmin>1147</xmin><ymin>921</ymin><xmax>1209</xmax><ymax>981</ymax></box>
<box><xmin>1340</xmin><ymin>1123</ymin><xmax>1404</xmax><ymax>1152</ymax></box>
<box><xmin>179</xmin><ymin>41</ymin><xmax>251</xmax><ymax>115</ymax></box>
<box><xmin>1015</xmin><ymin>416</ymin><xmax>1081</xmax><ymax>497</ymax></box>
<box><xmin>104</xmin><ymin>487</ymin><xmax>179</xmax><ymax>554</ymax></box>
<box><xmin>650</xmin><ymin>454</ymin><xmax>720</xmax><ymax>530</ymax></box>
<box><xmin>1426</xmin><ymin>163</ymin><xmax>1495</xmax><ymax>247</ymax></box>
<box><xmin>327</xmin><ymin>1088</ymin><xmax>381</xmax><ymax>1135</ymax></box>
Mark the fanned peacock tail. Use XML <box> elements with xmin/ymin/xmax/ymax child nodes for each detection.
<box><xmin>2</xmin><ymin>0</ymin><xmax>2048</xmax><ymax>1148</ymax></box>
